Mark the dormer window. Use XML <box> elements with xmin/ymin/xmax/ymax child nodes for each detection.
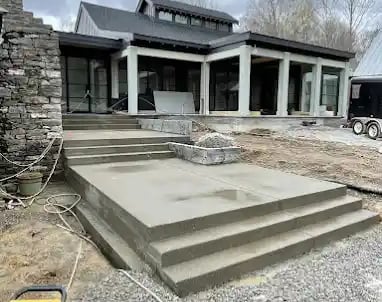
<box><xmin>191</xmin><ymin>17</ymin><xmax>202</xmax><ymax>26</ymax></box>
<box><xmin>175</xmin><ymin>14</ymin><xmax>188</xmax><ymax>25</ymax></box>
<box><xmin>205</xmin><ymin>20</ymin><xmax>217</xmax><ymax>30</ymax></box>
<box><xmin>219</xmin><ymin>23</ymin><xmax>229</xmax><ymax>32</ymax></box>
<box><xmin>158</xmin><ymin>11</ymin><xmax>173</xmax><ymax>21</ymax></box>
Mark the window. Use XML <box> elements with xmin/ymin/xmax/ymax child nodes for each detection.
<box><xmin>175</xmin><ymin>14</ymin><xmax>188</xmax><ymax>24</ymax></box>
<box><xmin>205</xmin><ymin>20</ymin><xmax>217</xmax><ymax>30</ymax></box>
<box><xmin>352</xmin><ymin>84</ymin><xmax>361</xmax><ymax>99</ymax></box>
<box><xmin>191</xmin><ymin>17</ymin><xmax>202</xmax><ymax>26</ymax></box>
<box><xmin>320</xmin><ymin>67</ymin><xmax>341</xmax><ymax>116</ymax></box>
<box><xmin>158</xmin><ymin>11</ymin><xmax>173</xmax><ymax>21</ymax></box>
<box><xmin>163</xmin><ymin>66</ymin><xmax>176</xmax><ymax>91</ymax></box>
<box><xmin>219</xmin><ymin>23</ymin><xmax>229</xmax><ymax>32</ymax></box>
<box><xmin>210</xmin><ymin>58</ymin><xmax>239</xmax><ymax>111</ymax></box>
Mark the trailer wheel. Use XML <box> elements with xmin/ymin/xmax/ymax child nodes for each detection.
<box><xmin>367</xmin><ymin>122</ymin><xmax>381</xmax><ymax>140</ymax></box>
<box><xmin>352</xmin><ymin>120</ymin><xmax>365</xmax><ymax>135</ymax></box>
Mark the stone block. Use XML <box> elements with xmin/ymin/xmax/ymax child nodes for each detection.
<box><xmin>0</xmin><ymin>87</ymin><xmax>12</xmax><ymax>97</ymax></box>
<box><xmin>169</xmin><ymin>143</ymin><xmax>241</xmax><ymax>165</ymax></box>
<box><xmin>40</xmin><ymin>84</ymin><xmax>62</xmax><ymax>98</ymax></box>
<box><xmin>137</xmin><ymin>119</ymin><xmax>192</xmax><ymax>136</ymax></box>
<box><xmin>23</xmin><ymin>96</ymin><xmax>49</xmax><ymax>104</ymax></box>
<box><xmin>8</xmin><ymin>69</ymin><xmax>25</xmax><ymax>76</ymax></box>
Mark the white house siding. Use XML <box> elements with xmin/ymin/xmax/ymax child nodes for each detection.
<box><xmin>76</xmin><ymin>6</ymin><xmax>100</xmax><ymax>36</ymax></box>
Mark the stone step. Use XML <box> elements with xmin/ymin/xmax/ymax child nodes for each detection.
<box><xmin>64</xmin><ymin>143</ymin><xmax>170</xmax><ymax>157</ymax></box>
<box><xmin>75</xmin><ymin>201</ymin><xmax>144</xmax><ymax>271</ymax></box>
<box><xmin>63</xmin><ymin>119</ymin><xmax>139</xmax><ymax>125</ymax></box>
<box><xmin>161</xmin><ymin>210</ymin><xmax>379</xmax><ymax>296</ymax></box>
<box><xmin>64</xmin><ymin>136</ymin><xmax>190</xmax><ymax>148</ymax></box>
<box><xmin>63</xmin><ymin>124</ymin><xmax>141</xmax><ymax>131</ymax></box>
<box><xmin>148</xmin><ymin>195</ymin><xmax>362</xmax><ymax>267</ymax></box>
<box><xmin>65</xmin><ymin>151</ymin><xmax>175</xmax><ymax>166</ymax></box>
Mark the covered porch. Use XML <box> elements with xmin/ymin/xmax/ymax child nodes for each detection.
<box><xmin>58</xmin><ymin>32</ymin><xmax>353</xmax><ymax>119</ymax></box>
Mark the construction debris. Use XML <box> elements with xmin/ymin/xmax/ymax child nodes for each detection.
<box><xmin>195</xmin><ymin>133</ymin><xmax>236</xmax><ymax>148</ymax></box>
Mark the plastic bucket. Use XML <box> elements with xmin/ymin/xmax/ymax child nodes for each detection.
<box><xmin>17</xmin><ymin>173</ymin><xmax>43</xmax><ymax>197</ymax></box>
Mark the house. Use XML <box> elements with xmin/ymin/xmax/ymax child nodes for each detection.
<box><xmin>58</xmin><ymin>0</ymin><xmax>354</xmax><ymax>128</ymax></box>
<box><xmin>349</xmin><ymin>32</ymin><xmax>382</xmax><ymax>119</ymax></box>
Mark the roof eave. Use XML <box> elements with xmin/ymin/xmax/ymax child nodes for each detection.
<box><xmin>132</xmin><ymin>33</ymin><xmax>210</xmax><ymax>50</ymax></box>
<box><xmin>248</xmin><ymin>32</ymin><xmax>355</xmax><ymax>60</ymax></box>
<box><xmin>57</xmin><ymin>31</ymin><xmax>125</xmax><ymax>51</ymax></box>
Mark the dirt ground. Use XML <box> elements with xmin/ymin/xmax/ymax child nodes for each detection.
<box><xmin>0</xmin><ymin>182</ymin><xmax>112</xmax><ymax>302</ymax></box>
<box><xmin>194</xmin><ymin>127</ymin><xmax>382</xmax><ymax>216</ymax></box>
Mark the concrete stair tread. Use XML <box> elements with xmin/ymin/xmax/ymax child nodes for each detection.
<box><xmin>151</xmin><ymin>195</ymin><xmax>361</xmax><ymax>255</ymax></box>
<box><xmin>64</xmin><ymin>123</ymin><xmax>139</xmax><ymax>126</ymax></box>
<box><xmin>64</xmin><ymin>121</ymin><xmax>139</xmax><ymax>125</ymax></box>
<box><xmin>66</xmin><ymin>150</ymin><xmax>174</xmax><ymax>159</ymax></box>
<box><xmin>76</xmin><ymin>201</ymin><xmax>146</xmax><ymax>271</ymax></box>
<box><xmin>65</xmin><ymin>143</ymin><xmax>169</xmax><ymax>150</ymax></box>
<box><xmin>163</xmin><ymin>209</ymin><xmax>378</xmax><ymax>284</ymax></box>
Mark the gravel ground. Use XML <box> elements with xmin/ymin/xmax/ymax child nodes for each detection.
<box><xmin>78</xmin><ymin>224</ymin><xmax>382</xmax><ymax>302</ymax></box>
<box><xmin>279</xmin><ymin>126</ymin><xmax>382</xmax><ymax>150</ymax></box>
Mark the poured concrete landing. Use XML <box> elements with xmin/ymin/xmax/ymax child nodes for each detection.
<box><xmin>70</xmin><ymin>159</ymin><xmax>344</xmax><ymax>229</ymax></box>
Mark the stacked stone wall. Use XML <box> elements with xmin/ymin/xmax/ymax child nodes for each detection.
<box><xmin>0</xmin><ymin>0</ymin><xmax>62</xmax><ymax>177</ymax></box>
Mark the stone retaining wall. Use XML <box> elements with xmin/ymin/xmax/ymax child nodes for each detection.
<box><xmin>0</xmin><ymin>0</ymin><xmax>62</xmax><ymax>178</ymax></box>
<box><xmin>169</xmin><ymin>143</ymin><xmax>241</xmax><ymax>165</ymax></box>
<box><xmin>137</xmin><ymin>118</ymin><xmax>192</xmax><ymax>136</ymax></box>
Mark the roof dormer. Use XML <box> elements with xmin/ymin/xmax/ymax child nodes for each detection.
<box><xmin>136</xmin><ymin>0</ymin><xmax>238</xmax><ymax>33</ymax></box>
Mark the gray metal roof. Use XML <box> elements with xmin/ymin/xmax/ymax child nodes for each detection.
<box><xmin>147</xmin><ymin>0</ymin><xmax>238</xmax><ymax>23</ymax></box>
<box><xmin>354</xmin><ymin>31</ymin><xmax>382</xmax><ymax>77</ymax></box>
<box><xmin>82</xmin><ymin>2</ymin><xmax>230</xmax><ymax>45</ymax></box>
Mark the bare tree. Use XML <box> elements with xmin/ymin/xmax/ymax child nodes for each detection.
<box><xmin>242</xmin><ymin>0</ymin><xmax>381</xmax><ymax>58</ymax></box>
<box><xmin>338</xmin><ymin>0</ymin><xmax>378</xmax><ymax>50</ymax></box>
<box><xmin>242</xmin><ymin>0</ymin><xmax>317</xmax><ymax>43</ymax></box>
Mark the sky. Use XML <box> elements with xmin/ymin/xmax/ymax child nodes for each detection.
<box><xmin>23</xmin><ymin>0</ymin><xmax>247</xmax><ymax>31</ymax></box>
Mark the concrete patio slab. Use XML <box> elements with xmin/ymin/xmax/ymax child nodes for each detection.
<box><xmin>70</xmin><ymin>158</ymin><xmax>345</xmax><ymax>229</ymax></box>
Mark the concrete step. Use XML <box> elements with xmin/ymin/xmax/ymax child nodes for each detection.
<box><xmin>63</xmin><ymin>124</ymin><xmax>141</xmax><ymax>131</ymax></box>
<box><xmin>63</xmin><ymin>114</ymin><xmax>135</xmax><ymax>120</ymax></box>
<box><xmin>68</xmin><ymin>164</ymin><xmax>346</xmax><ymax>244</ymax></box>
<box><xmin>146</xmin><ymin>185</ymin><xmax>346</xmax><ymax>241</ymax></box>
<box><xmin>64</xmin><ymin>143</ymin><xmax>170</xmax><ymax>157</ymax></box>
<box><xmin>75</xmin><ymin>201</ymin><xmax>144</xmax><ymax>271</ymax></box>
<box><xmin>65</xmin><ymin>151</ymin><xmax>175</xmax><ymax>166</ymax></box>
<box><xmin>64</xmin><ymin>136</ymin><xmax>190</xmax><ymax>148</ymax></box>
<box><xmin>148</xmin><ymin>196</ymin><xmax>362</xmax><ymax>267</ymax></box>
<box><xmin>63</xmin><ymin>119</ymin><xmax>139</xmax><ymax>125</ymax></box>
<box><xmin>161</xmin><ymin>210</ymin><xmax>379</xmax><ymax>296</ymax></box>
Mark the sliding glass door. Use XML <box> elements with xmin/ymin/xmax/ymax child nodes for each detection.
<box><xmin>62</xmin><ymin>56</ymin><xmax>110</xmax><ymax>113</ymax></box>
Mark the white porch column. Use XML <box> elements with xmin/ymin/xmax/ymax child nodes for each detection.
<box><xmin>310</xmin><ymin>58</ymin><xmax>322</xmax><ymax>116</ymax></box>
<box><xmin>276</xmin><ymin>52</ymin><xmax>290</xmax><ymax>116</ymax></box>
<box><xmin>338</xmin><ymin>62</ymin><xmax>351</xmax><ymax>117</ymax></box>
<box><xmin>127</xmin><ymin>46</ymin><xmax>138</xmax><ymax>115</ymax></box>
<box><xmin>111</xmin><ymin>58</ymin><xmax>119</xmax><ymax>99</ymax></box>
<box><xmin>238</xmin><ymin>45</ymin><xmax>252</xmax><ymax>115</ymax></box>
<box><xmin>200</xmin><ymin>61</ymin><xmax>210</xmax><ymax>115</ymax></box>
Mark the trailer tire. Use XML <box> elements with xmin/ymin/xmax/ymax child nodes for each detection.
<box><xmin>367</xmin><ymin>122</ymin><xmax>381</xmax><ymax>140</ymax></box>
<box><xmin>352</xmin><ymin>120</ymin><xmax>365</xmax><ymax>135</ymax></box>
